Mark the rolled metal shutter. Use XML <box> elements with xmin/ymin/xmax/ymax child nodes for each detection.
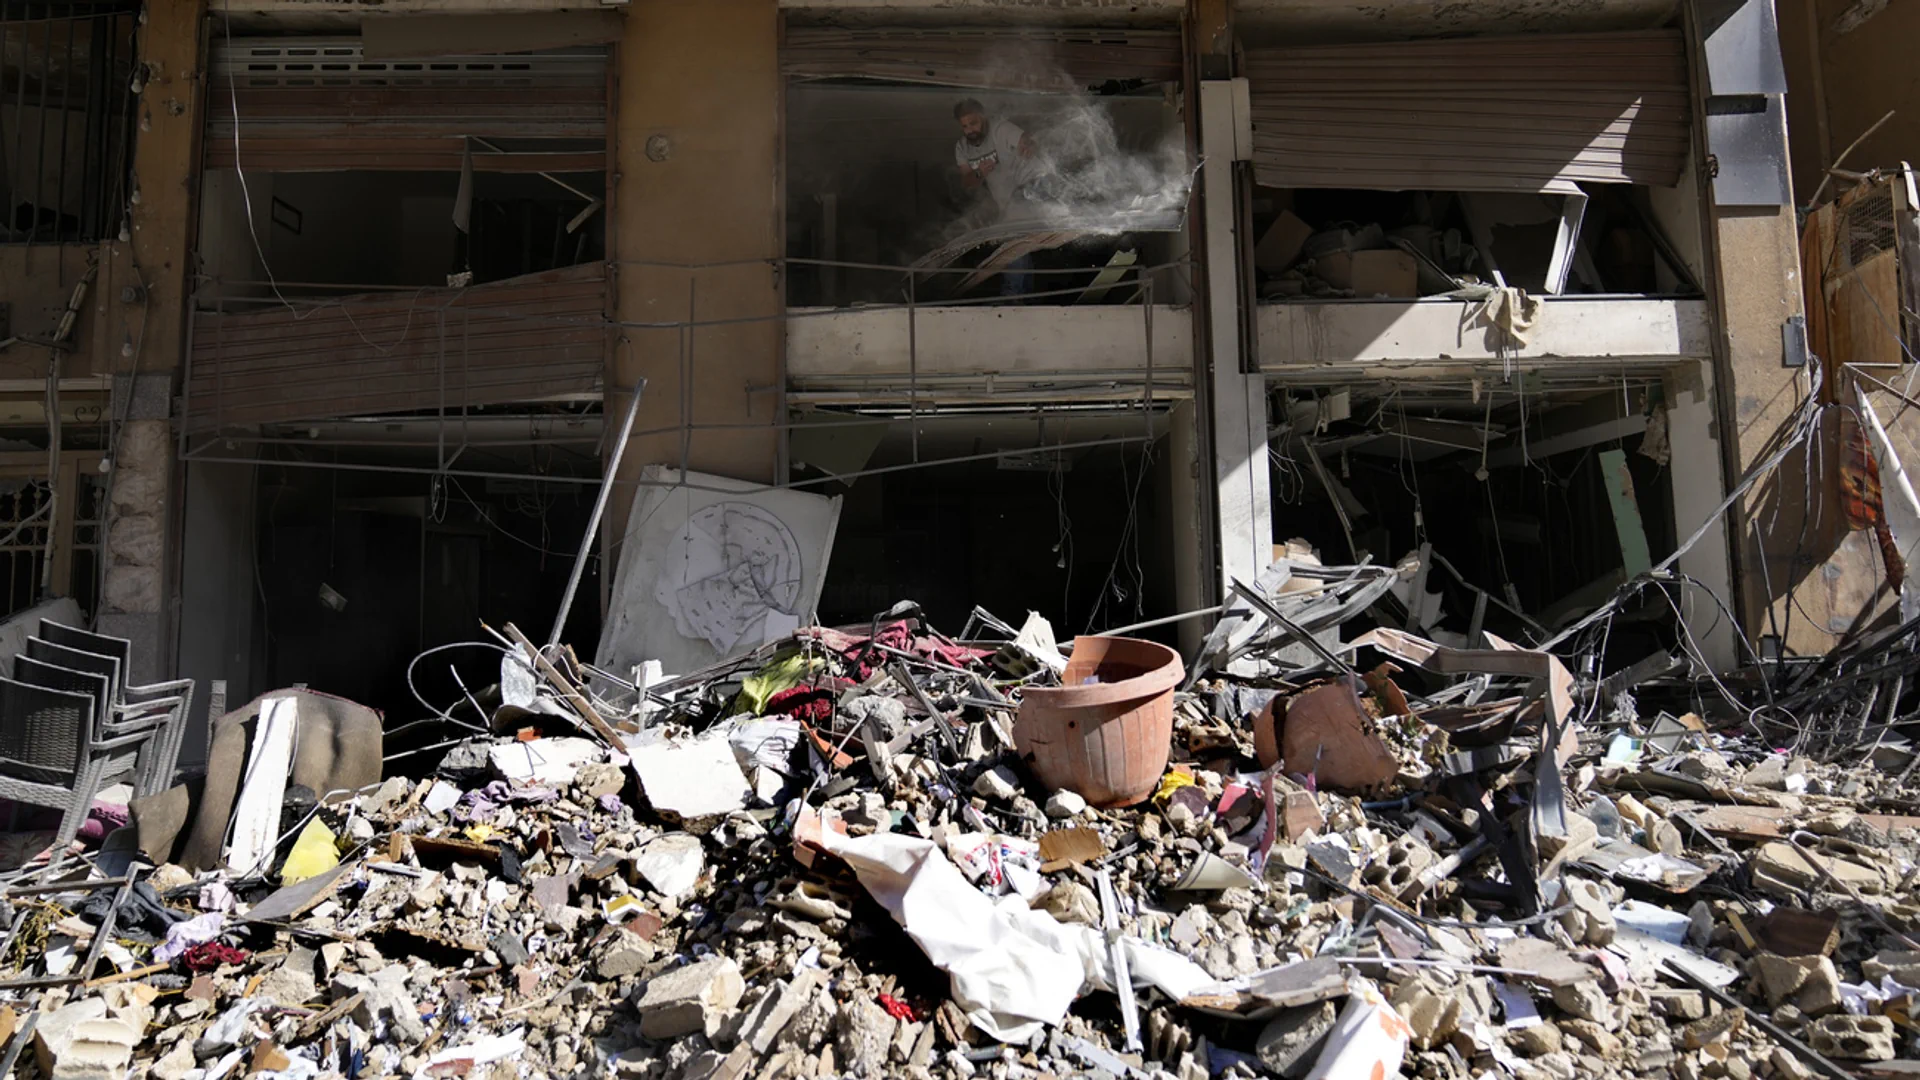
<box><xmin>186</xmin><ymin>264</ymin><xmax>606</xmax><ymax>431</ymax></box>
<box><xmin>205</xmin><ymin>38</ymin><xmax>606</xmax><ymax>173</ymax></box>
<box><xmin>1245</xmin><ymin>30</ymin><xmax>1691</xmax><ymax>192</ymax></box>
<box><xmin>781</xmin><ymin>27</ymin><xmax>1182</xmax><ymax>90</ymax></box>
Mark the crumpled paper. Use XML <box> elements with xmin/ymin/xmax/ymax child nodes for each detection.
<box><xmin>822</xmin><ymin>830</ymin><xmax>1228</xmax><ymax>1041</ymax></box>
<box><xmin>947</xmin><ymin>832</ymin><xmax>1047</xmax><ymax>902</ymax></box>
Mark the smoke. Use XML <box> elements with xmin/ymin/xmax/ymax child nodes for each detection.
<box><xmin>976</xmin><ymin>43</ymin><xmax>1196</xmax><ymax>233</ymax></box>
<box><xmin>1016</xmin><ymin>97</ymin><xmax>1195</xmax><ymax>227</ymax></box>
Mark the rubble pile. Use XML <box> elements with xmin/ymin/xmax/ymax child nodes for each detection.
<box><xmin>2</xmin><ymin>577</ymin><xmax>1919</xmax><ymax>1080</ymax></box>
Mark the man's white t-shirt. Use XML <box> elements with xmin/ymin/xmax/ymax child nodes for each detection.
<box><xmin>955</xmin><ymin>119</ymin><xmax>1040</xmax><ymax>209</ymax></box>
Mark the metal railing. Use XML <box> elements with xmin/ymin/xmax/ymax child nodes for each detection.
<box><xmin>181</xmin><ymin>252</ymin><xmax>1197</xmax><ymax>489</ymax></box>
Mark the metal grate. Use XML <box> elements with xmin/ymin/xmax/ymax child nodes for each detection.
<box><xmin>0</xmin><ymin>1</ymin><xmax>140</xmax><ymax>242</ymax></box>
<box><xmin>0</xmin><ymin>478</ymin><xmax>55</xmax><ymax>616</ymax></box>
<box><xmin>0</xmin><ymin>472</ymin><xmax>98</xmax><ymax>619</ymax></box>
<box><xmin>69</xmin><ymin>469</ymin><xmax>99</xmax><ymax>615</ymax></box>
<box><xmin>1838</xmin><ymin>187</ymin><xmax>1898</xmax><ymax>271</ymax></box>
<box><xmin>210</xmin><ymin>38</ymin><xmax>606</xmax><ymax>89</ymax></box>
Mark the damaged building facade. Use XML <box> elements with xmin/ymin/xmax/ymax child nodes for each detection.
<box><xmin>0</xmin><ymin>0</ymin><xmax>1833</xmax><ymax>765</ymax></box>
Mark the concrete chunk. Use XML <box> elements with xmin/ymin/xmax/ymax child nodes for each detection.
<box><xmin>1392</xmin><ymin>978</ymin><xmax>1465</xmax><ymax>1049</ymax></box>
<box><xmin>43</xmin><ymin>1019</ymin><xmax>141</xmax><ymax>1080</ymax></box>
<box><xmin>1752</xmin><ymin>954</ymin><xmax>1842</xmax><ymax>1016</ymax></box>
<box><xmin>631</xmin><ymin>735</ymin><xmax>752</xmax><ymax>823</ymax></box>
<box><xmin>1807</xmin><ymin>1014</ymin><xmax>1895</xmax><ymax>1061</ymax></box>
<box><xmin>1551</xmin><ymin>981</ymin><xmax>1610</xmax><ymax>1025</ymax></box>
<box><xmin>834</xmin><ymin>996</ymin><xmax>896</xmax><ymax>1077</ymax></box>
<box><xmin>972</xmin><ymin>766</ymin><xmax>1018</xmax><ymax>801</ymax></box>
<box><xmin>638</xmin><ymin>956</ymin><xmax>745</xmax><ymax>1040</ymax></box>
<box><xmin>1256</xmin><ymin>1000</ymin><xmax>1338</xmax><ymax>1078</ymax></box>
<box><xmin>740</xmin><ymin>972</ymin><xmax>823</xmax><ymax>1054</ymax></box>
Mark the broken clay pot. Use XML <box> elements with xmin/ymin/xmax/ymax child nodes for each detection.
<box><xmin>1255</xmin><ymin>677</ymin><xmax>1398</xmax><ymax>796</ymax></box>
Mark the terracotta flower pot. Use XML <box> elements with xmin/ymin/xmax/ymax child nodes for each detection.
<box><xmin>1014</xmin><ymin>635</ymin><xmax>1185</xmax><ymax>808</ymax></box>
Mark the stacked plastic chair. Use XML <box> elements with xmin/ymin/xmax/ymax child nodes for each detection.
<box><xmin>0</xmin><ymin>620</ymin><xmax>193</xmax><ymax>847</ymax></box>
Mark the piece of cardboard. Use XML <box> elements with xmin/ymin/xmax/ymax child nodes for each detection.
<box><xmin>1255</xmin><ymin>210</ymin><xmax>1313</xmax><ymax>272</ymax></box>
<box><xmin>1038</xmin><ymin>828</ymin><xmax>1106</xmax><ymax>872</ymax></box>
<box><xmin>1315</xmin><ymin>251</ymin><xmax>1354</xmax><ymax>290</ymax></box>
<box><xmin>1349</xmin><ymin>250</ymin><xmax>1419</xmax><ymax>298</ymax></box>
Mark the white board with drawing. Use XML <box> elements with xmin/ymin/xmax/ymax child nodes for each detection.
<box><xmin>595</xmin><ymin>466</ymin><xmax>842</xmax><ymax>679</ymax></box>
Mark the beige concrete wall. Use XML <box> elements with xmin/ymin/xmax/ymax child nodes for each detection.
<box><xmin>1710</xmin><ymin>204</ymin><xmax>1821</xmax><ymax>651</ymax></box>
<box><xmin>607</xmin><ymin>0</ymin><xmax>783</xmax><ymax>566</ymax></box>
<box><xmin>1255</xmin><ymin>298</ymin><xmax>1712</xmax><ymax>371</ymax></box>
<box><xmin>785</xmin><ymin>305</ymin><xmax>1195</xmax><ymax>380</ymax></box>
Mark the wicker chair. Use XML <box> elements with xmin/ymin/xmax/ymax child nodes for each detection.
<box><xmin>0</xmin><ymin>675</ymin><xmax>157</xmax><ymax>849</ymax></box>
<box><xmin>14</xmin><ymin>653</ymin><xmax>170</xmax><ymax>798</ymax></box>
<box><xmin>35</xmin><ymin>622</ymin><xmax>193</xmax><ymax>792</ymax></box>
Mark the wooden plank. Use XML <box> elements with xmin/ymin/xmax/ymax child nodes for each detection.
<box><xmin>1830</xmin><ymin>248</ymin><xmax>1904</xmax><ymax>369</ymax></box>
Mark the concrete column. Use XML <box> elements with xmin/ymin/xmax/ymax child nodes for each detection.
<box><xmin>101</xmin><ymin>0</ymin><xmax>203</xmax><ymax>682</ymax></box>
<box><xmin>1168</xmin><ymin>399</ymin><xmax>1208</xmax><ymax>656</ymax></box>
<box><xmin>1198</xmin><ymin>80</ymin><xmax>1272</xmax><ymax>596</ymax></box>
<box><xmin>99</xmin><ymin>376</ymin><xmax>173</xmax><ymax>685</ymax></box>
<box><xmin>1712</xmin><ymin>206</ymin><xmax>1815</xmax><ymax>649</ymax></box>
<box><xmin>1688</xmin><ymin>0</ymin><xmax>1817</xmax><ymax>652</ymax></box>
<box><xmin>1667</xmin><ymin>362</ymin><xmax>1738</xmax><ymax>670</ymax></box>
<box><xmin>175</xmin><ymin>455</ymin><xmax>256</xmax><ymax>765</ymax></box>
<box><xmin>606</xmin><ymin>0</ymin><xmax>783</xmax><ymax>570</ymax></box>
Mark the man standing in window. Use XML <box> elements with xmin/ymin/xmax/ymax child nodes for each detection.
<box><xmin>954</xmin><ymin>98</ymin><xmax>1041</xmax><ymax>300</ymax></box>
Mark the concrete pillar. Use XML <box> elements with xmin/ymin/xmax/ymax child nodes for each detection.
<box><xmin>175</xmin><ymin>456</ymin><xmax>257</xmax><ymax>765</ymax></box>
<box><xmin>1712</xmin><ymin>206</ymin><xmax>1815</xmax><ymax>649</ymax></box>
<box><xmin>99</xmin><ymin>376</ymin><xmax>173</xmax><ymax>685</ymax></box>
<box><xmin>1689</xmin><ymin>0</ymin><xmax>1816</xmax><ymax>652</ymax></box>
<box><xmin>1197</xmin><ymin>80</ymin><xmax>1272</xmax><ymax>597</ymax></box>
<box><xmin>101</xmin><ymin>0</ymin><xmax>203</xmax><ymax>682</ymax></box>
<box><xmin>606</xmin><ymin>0</ymin><xmax>783</xmax><ymax>570</ymax></box>
<box><xmin>1667</xmin><ymin>363</ymin><xmax>1738</xmax><ymax>670</ymax></box>
<box><xmin>1168</xmin><ymin>399</ymin><xmax>1208</xmax><ymax>655</ymax></box>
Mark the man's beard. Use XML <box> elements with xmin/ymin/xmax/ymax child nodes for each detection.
<box><xmin>965</xmin><ymin>129</ymin><xmax>985</xmax><ymax>146</ymax></box>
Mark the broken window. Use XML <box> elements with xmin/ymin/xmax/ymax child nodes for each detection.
<box><xmin>188</xmin><ymin>36</ymin><xmax>609</xmax><ymax>435</ymax></box>
<box><xmin>1243</xmin><ymin>28</ymin><xmax>1700</xmax><ymax>302</ymax></box>
<box><xmin>198</xmin><ymin>37</ymin><xmax>607</xmax><ymax>295</ymax></box>
<box><xmin>0</xmin><ymin>454</ymin><xmax>103</xmax><ymax>618</ymax></box>
<box><xmin>1251</xmin><ymin>184</ymin><xmax>1702</xmax><ymax>300</ymax></box>
<box><xmin>241</xmin><ymin>410</ymin><xmax>602</xmax><ymax>718</ymax></box>
<box><xmin>797</xmin><ymin>407</ymin><xmax>1177</xmax><ymax>637</ymax></box>
<box><xmin>1271</xmin><ymin>378</ymin><xmax>1679</xmax><ymax>660</ymax></box>
<box><xmin>0</xmin><ymin>0</ymin><xmax>138</xmax><ymax>243</ymax></box>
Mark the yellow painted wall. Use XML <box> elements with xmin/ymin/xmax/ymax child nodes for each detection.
<box><xmin>607</xmin><ymin>0</ymin><xmax>784</xmax><ymax>566</ymax></box>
